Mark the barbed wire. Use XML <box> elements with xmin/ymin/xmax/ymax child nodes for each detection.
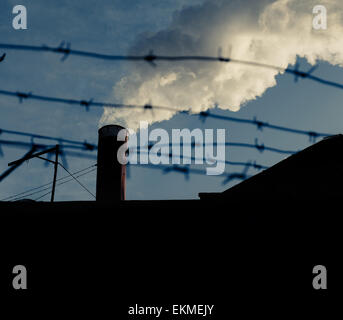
<box><xmin>196</xmin><ymin>111</ymin><xmax>331</xmax><ymax>142</ymax></box>
<box><xmin>3</xmin><ymin>162</ymin><xmax>251</xmax><ymax>202</ymax></box>
<box><xmin>0</xmin><ymin>89</ymin><xmax>333</xmax><ymax>141</ymax></box>
<box><xmin>0</xmin><ymin>138</ymin><xmax>97</xmax><ymax>182</ymax></box>
<box><xmin>0</xmin><ymin>137</ymin><xmax>270</xmax><ymax>183</ymax></box>
<box><xmin>129</xmin><ymin>163</ymin><xmax>252</xmax><ymax>185</ymax></box>
<box><xmin>131</xmin><ymin>149</ymin><xmax>269</xmax><ymax>171</ymax></box>
<box><xmin>0</xmin><ymin>42</ymin><xmax>342</xmax><ymax>91</ymax></box>
<box><xmin>0</xmin><ymin>128</ymin><xmax>96</xmax><ymax>150</ymax></box>
<box><xmin>2</xmin><ymin>136</ymin><xmax>292</xmax><ymax>173</ymax></box>
<box><xmin>135</xmin><ymin>139</ymin><xmax>297</xmax><ymax>155</ymax></box>
<box><xmin>0</xmin><ymin>136</ymin><xmax>263</xmax><ymax>189</ymax></box>
<box><xmin>1</xmin><ymin>138</ymin><xmax>263</xmax><ymax>200</ymax></box>
<box><xmin>0</xmin><ymin>138</ymin><xmax>97</xmax><ymax>161</ymax></box>
<box><xmin>0</xmin><ymin>135</ymin><xmax>297</xmax><ymax>164</ymax></box>
<box><xmin>0</xmin><ymin>88</ymin><xmax>177</xmax><ymax>112</ymax></box>
<box><xmin>1</xmin><ymin>151</ymin><xmax>96</xmax><ymax>199</ymax></box>
<box><xmin>1</xmin><ymin>43</ymin><xmax>338</xmax><ymax>200</ymax></box>
<box><xmin>0</xmin><ymin>146</ymin><xmax>37</xmax><ymax>183</ymax></box>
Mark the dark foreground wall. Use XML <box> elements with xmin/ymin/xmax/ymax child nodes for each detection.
<box><xmin>0</xmin><ymin>197</ymin><xmax>338</xmax><ymax>317</ymax></box>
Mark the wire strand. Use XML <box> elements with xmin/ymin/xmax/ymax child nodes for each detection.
<box><xmin>0</xmin><ymin>90</ymin><xmax>333</xmax><ymax>141</ymax></box>
<box><xmin>58</xmin><ymin>162</ymin><xmax>96</xmax><ymax>198</ymax></box>
<box><xmin>1</xmin><ymin>164</ymin><xmax>97</xmax><ymax>201</ymax></box>
<box><xmin>0</xmin><ymin>43</ymin><xmax>342</xmax><ymax>90</ymax></box>
<box><xmin>11</xmin><ymin>167</ymin><xmax>97</xmax><ymax>201</ymax></box>
<box><xmin>33</xmin><ymin>168</ymin><xmax>97</xmax><ymax>201</ymax></box>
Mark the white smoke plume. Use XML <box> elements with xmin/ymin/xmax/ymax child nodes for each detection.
<box><xmin>100</xmin><ymin>0</ymin><xmax>343</xmax><ymax>130</ymax></box>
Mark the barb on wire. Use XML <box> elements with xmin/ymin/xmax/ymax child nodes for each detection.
<box><xmin>144</xmin><ymin>50</ymin><xmax>157</xmax><ymax>67</ymax></box>
<box><xmin>16</xmin><ymin>91</ymin><xmax>32</xmax><ymax>103</ymax></box>
<box><xmin>163</xmin><ymin>165</ymin><xmax>190</xmax><ymax>180</ymax></box>
<box><xmin>57</xmin><ymin>148</ymin><xmax>68</xmax><ymax>170</ymax></box>
<box><xmin>222</xmin><ymin>161</ymin><xmax>251</xmax><ymax>185</ymax></box>
<box><xmin>0</xmin><ymin>146</ymin><xmax>37</xmax><ymax>182</ymax></box>
<box><xmin>57</xmin><ymin>41</ymin><xmax>71</xmax><ymax>61</ymax></box>
<box><xmin>222</xmin><ymin>171</ymin><xmax>249</xmax><ymax>185</ymax></box>
<box><xmin>254</xmin><ymin>138</ymin><xmax>265</xmax><ymax>153</ymax></box>
<box><xmin>292</xmin><ymin>63</ymin><xmax>318</xmax><ymax>83</ymax></box>
<box><xmin>1</xmin><ymin>42</ymin><xmax>343</xmax><ymax>90</ymax></box>
<box><xmin>0</xmin><ymin>53</ymin><xmax>5</xmax><ymax>62</ymax></box>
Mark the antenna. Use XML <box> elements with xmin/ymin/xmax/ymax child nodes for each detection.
<box><xmin>8</xmin><ymin>145</ymin><xmax>60</xmax><ymax>202</ymax></box>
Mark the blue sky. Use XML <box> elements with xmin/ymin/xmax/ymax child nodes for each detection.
<box><xmin>0</xmin><ymin>0</ymin><xmax>343</xmax><ymax>201</ymax></box>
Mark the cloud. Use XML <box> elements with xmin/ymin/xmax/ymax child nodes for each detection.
<box><xmin>100</xmin><ymin>0</ymin><xmax>343</xmax><ymax>130</ymax></box>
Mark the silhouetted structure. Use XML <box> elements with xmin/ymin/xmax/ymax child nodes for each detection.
<box><xmin>1</xmin><ymin>135</ymin><xmax>339</xmax><ymax>316</ymax></box>
<box><xmin>96</xmin><ymin>125</ymin><xmax>127</xmax><ymax>201</ymax></box>
<box><xmin>201</xmin><ymin>134</ymin><xmax>343</xmax><ymax>200</ymax></box>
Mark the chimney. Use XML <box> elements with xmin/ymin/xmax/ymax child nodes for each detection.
<box><xmin>96</xmin><ymin>125</ymin><xmax>127</xmax><ymax>201</ymax></box>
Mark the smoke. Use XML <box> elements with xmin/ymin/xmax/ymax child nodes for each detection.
<box><xmin>100</xmin><ymin>0</ymin><xmax>343</xmax><ymax>130</ymax></box>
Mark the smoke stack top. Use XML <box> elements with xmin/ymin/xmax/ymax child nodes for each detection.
<box><xmin>96</xmin><ymin>125</ymin><xmax>127</xmax><ymax>202</ymax></box>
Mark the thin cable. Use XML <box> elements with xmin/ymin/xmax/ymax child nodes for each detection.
<box><xmin>1</xmin><ymin>164</ymin><xmax>96</xmax><ymax>201</ymax></box>
<box><xmin>11</xmin><ymin>167</ymin><xmax>97</xmax><ymax>201</ymax></box>
<box><xmin>34</xmin><ymin>191</ymin><xmax>52</xmax><ymax>201</ymax></box>
<box><xmin>33</xmin><ymin>168</ymin><xmax>97</xmax><ymax>201</ymax></box>
<box><xmin>58</xmin><ymin>162</ymin><xmax>96</xmax><ymax>198</ymax></box>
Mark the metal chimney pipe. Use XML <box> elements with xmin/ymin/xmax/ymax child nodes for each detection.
<box><xmin>96</xmin><ymin>125</ymin><xmax>127</xmax><ymax>201</ymax></box>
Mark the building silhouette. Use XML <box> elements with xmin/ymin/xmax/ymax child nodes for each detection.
<box><xmin>1</xmin><ymin>130</ymin><xmax>338</xmax><ymax>316</ymax></box>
